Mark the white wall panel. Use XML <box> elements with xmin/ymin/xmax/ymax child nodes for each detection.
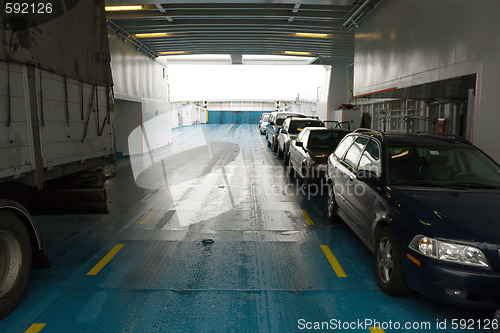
<box><xmin>354</xmin><ymin>0</ymin><xmax>500</xmax><ymax>161</ymax></box>
<box><xmin>355</xmin><ymin>0</ymin><xmax>500</xmax><ymax>93</ymax></box>
<box><xmin>109</xmin><ymin>34</ymin><xmax>173</xmax><ymax>154</ymax></box>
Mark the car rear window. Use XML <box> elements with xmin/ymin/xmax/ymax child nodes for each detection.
<box><xmin>289</xmin><ymin>120</ymin><xmax>324</xmax><ymax>134</ymax></box>
<box><xmin>307</xmin><ymin>130</ymin><xmax>348</xmax><ymax>149</ymax></box>
<box><xmin>275</xmin><ymin>113</ymin><xmax>305</xmax><ymax>126</ymax></box>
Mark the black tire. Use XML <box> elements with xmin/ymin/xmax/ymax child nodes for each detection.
<box><xmin>283</xmin><ymin>152</ymin><xmax>289</xmax><ymax>165</ymax></box>
<box><xmin>272</xmin><ymin>139</ymin><xmax>278</xmax><ymax>153</ymax></box>
<box><xmin>267</xmin><ymin>138</ymin><xmax>271</xmax><ymax>147</ymax></box>
<box><xmin>301</xmin><ymin>165</ymin><xmax>311</xmax><ymax>181</ymax></box>
<box><xmin>288</xmin><ymin>157</ymin><xmax>296</xmax><ymax>178</ymax></box>
<box><xmin>374</xmin><ymin>227</ymin><xmax>410</xmax><ymax>296</ymax></box>
<box><xmin>277</xmin><ymin>146</ymin><xmax>284</xmax><ymax>158</ymax></box>
<box><xmin>326</xmin><ymin>184</ymin><xmax>341</xmax><ymax>223</ymax></box>
<box><xmin>301</xmin><ymin>165</ymin><xmax>311</xmax><ymax>197</ymax></box>
<box><xmin>0</xmin><ymin>210</ymin><xmax>32</xmax><ymax>319</ymax></box>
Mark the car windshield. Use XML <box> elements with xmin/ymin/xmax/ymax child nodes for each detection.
<box><xmin>263</xmin><ymin>115</ymin><xmax>269</xmax><ymax>122</ymax></box>
<box><xmin>289</xmin><ymin>120</ymin><xmax>324</xmax><ymax>134</ymax></box>
<box><xmin>389</xmin><ymin>145</ymin><xmax>500</xmax><ymax>188</ymax></box>
<box><xmin>307</xmin><ymin>131</ymin><xmax>348</xmax><ymax>149</ymax></box>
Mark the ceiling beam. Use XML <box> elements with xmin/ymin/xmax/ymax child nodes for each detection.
<box><xmin>230</xmin><ymin>54</ymin><xmax>243</xmax><ymax>64</ymax></box>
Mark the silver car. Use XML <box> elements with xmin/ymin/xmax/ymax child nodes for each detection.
<box><xmin>266</xmin><ymin>112</ymin><xmax>308</xmax><ymax>152</ymax></box>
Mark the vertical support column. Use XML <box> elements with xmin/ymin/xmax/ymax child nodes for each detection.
<box><xmin>465</xmin><ymin>88</ymin><xmax>475</xmax><ymax>142</ymax></box>
<box><xmin>327</xmin><ymin>61</ymin><xmax>351</xmax><ymax>121</ymax></box>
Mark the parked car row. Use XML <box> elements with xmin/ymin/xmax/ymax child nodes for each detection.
<box><xmin>265</xmin><ymin>112</ymin><xmax>320</xmax><ymax>152</ymax></box>
<box><xmin>262</xmin><ymin>112</ymin><xmax>351</xmax><ymax>185</ymax></box>
<box><xmin>260</xmin><ymin>114</ymin><xmax>500</xmax><ymax>310</ymax></box>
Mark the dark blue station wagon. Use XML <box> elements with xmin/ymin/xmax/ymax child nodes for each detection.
<box><xmin>325</xmin><ymin>129</ymin><xmax>500</xmax><ymax>308</ymax></box>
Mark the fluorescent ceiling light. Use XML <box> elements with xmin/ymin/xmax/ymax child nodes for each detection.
<box><xmin>159</xmin><ymin>54</ymin><xmax>232</xmax><ymax>64</ymax></box>
<box><xmin>105</xmin><ymin>5</ymin><xmax>143</xmax><ymax>11</ymax></box>
<box><xmin>242</xmin><ymin>54</ymin><xmax>316</xmax><ymax>65</ymax></box>
<box><xmin>295</xmin><ymin>32</ymin><xmax>329</xmax><ymax>38</ymax></box>
<box><xmin>157</xmin><ymin>51</ymin><xmax>187</xmax><ymax>55</ymax></box>
<box><xmin>134</xmin><ymin>33</ymin><xmax>169</xmax><ymax>38</ymax></box>
<box><xmin>284</xmin><ymin>51</ymin><xmax>311</xmax><ymax>56</ymax></box>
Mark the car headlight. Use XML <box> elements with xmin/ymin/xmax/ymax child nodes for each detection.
<box><xmin>409</xmin><ymin>235</ymin><xmax>489</xmax><ymax>267</ymax></box>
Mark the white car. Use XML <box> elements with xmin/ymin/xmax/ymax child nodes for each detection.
<box><xmin>277</xmin><ymin>117</ymin><xmax>324</xmax><ymax>162</ymax></box>
<box><xmin>259</xmin><ymin>113</ymin><xmax>270</xmax><ymax>135</ymax></box>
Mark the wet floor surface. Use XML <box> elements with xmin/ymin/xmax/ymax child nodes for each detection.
<box><xmin>0</xmin><ymin>124</ymin><xmax>495</xmax><ymax>332</ymax></box>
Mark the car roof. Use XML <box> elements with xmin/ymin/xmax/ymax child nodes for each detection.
<box><xmin>272</xmin><ymin>112</ymin><xmax>307</xmax><ymax>117</ymax></box>
<box><xmin>287</xmin><ymin>117</ymin><xmax>322</xmax><ymax>122</ymax></box>
<box><xmin>304</xmin><ymin>127</ymin><xmax>349</xmax><ymax>132</ymax></box>
<box><xmin>350</xmin><ymin>129</ymin><xmax>473</xmax><ymax>148</ymax></box>
<box><xmin>384</xmin><ymin>134</ymin><xmax>473</xmax><ymax>147</ymax></box>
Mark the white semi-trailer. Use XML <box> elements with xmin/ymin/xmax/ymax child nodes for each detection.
<box><xmin>0</xmin><ymin>0</ymin><xmax>114</xmax><ymax>318</ymax></box>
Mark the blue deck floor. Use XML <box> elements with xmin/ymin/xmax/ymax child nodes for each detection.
<box><xmin>0</xmin><ymin>124</ymin><xmax>493</xmax><ymax>332</ymax></box>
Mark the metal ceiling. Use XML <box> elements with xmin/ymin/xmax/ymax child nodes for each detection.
<box><xmin>105</xmin><ymin>0</ymin><xmax>382</xmax><ymax>64</ymax></box>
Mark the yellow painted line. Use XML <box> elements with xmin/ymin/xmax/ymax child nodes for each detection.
<box><xmin>118</xmin><ymin>162</ymin><xmax>128</xmax><ymax>166</ymax></box>
<box><xmin>87</xmin><ymin>244</ymin><xmax>125</xmax><ymax>276</ymax></box>
<box><xmin>139</xmin><ymin>209</ymin><xmax>158</xmax><ymax>225</ymax></box>
<box><xmin>301</xmin><ymin>209</ymin><xmax>314</xmax><ymax>225</ymax></box>
<box><xmin>320</xmin><ymin>245</ymin><xmax>347</xmax><ymax>277</ymax></box>
<box><xmin>369</xmin><ymin>328</ymin><xmax>385</xmax><ymax>333</ymax></box>
<box><xmin>25</xmin><ymin>324</ymin><xmax>46</xmax><ymax>333</ymax></box>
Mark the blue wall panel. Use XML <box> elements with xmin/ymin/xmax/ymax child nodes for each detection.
<box><xmin>207</xmin><ymin>111</ymin><xmax>267</xmax><ymax>124</ymax></box>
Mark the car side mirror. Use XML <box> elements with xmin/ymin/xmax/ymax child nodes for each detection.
<box><xmin>357</xmin><ymin>170</ymin><xmax>380</xmax><ymax>186</ymax></box>
<box><xmin>295</xmin><ymin>141</ymin><xmax>303</xmax><ymax>147</ymax></box>
<box><xmin>281</xmin><ymin>129</ymin><xmax>287</xmax><ymax>134</ymax></box>
<box><xmin>269</xmin><ymin>121</ymin><xmax>274</xmax><ymax>126</ymax></box>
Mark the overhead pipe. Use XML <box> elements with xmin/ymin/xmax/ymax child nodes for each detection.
<box><xmin>107</xmin><ymin>20</ymin><xmax>158</xmax><ymax>59</ymax></box>
<box><xmin>343</xmin><ymin>0</ymin><xmax>372</xmax><ymax>27</ymax></box>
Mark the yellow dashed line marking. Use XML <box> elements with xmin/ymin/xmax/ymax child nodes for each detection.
<box><xmin>369</xmin><ymin>328</ymin><xmax>385</xmax><ymax>333</ymax></box>
<box><xmin>301</xmin><ymin>209</ymin><xmax>314</xmax><ymax>225</ymax></box>
<box><xmin>215</xmin><ymin>124</ymin><xmax>233</xmax><ymax>149</ymax></box>
<box><xmin>139</xmin><ymin>209</ymin><xmax>158</xmax><ymax>225</ymax></box>
<box><xmin>320</xmin><ymin>245</ymin><xmax>347</xmax><ymax>277</ymax></box>
<box><xmin>255</xmin><ymin>124</ymin><xmax>277</xmax><ymax>163</ymax></box>
<box><xmin>25</xmin><ymin>324</ymin><xmax>46</xmax><ymax>333</ymax></box>
<box><xmin>118</xmin><ymin>162</ymin><xmax>128</xmax><ymax>166</ymax></box>
<box><xmin>87</xmin><ymin>244</ymin><xmax>125</xmax><ymax>276</ymax></box>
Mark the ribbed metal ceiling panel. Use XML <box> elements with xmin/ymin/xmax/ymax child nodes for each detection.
<box><xmin>105</xmin><ymin>1</ymin><xmax>381</xmax><ymax>64</ymax></box>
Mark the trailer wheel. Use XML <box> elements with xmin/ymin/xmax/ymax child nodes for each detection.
<box><xmin>0</xmin><ymin>210</ymin><xmax>32</xmax><ymax>319</ymax></box>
